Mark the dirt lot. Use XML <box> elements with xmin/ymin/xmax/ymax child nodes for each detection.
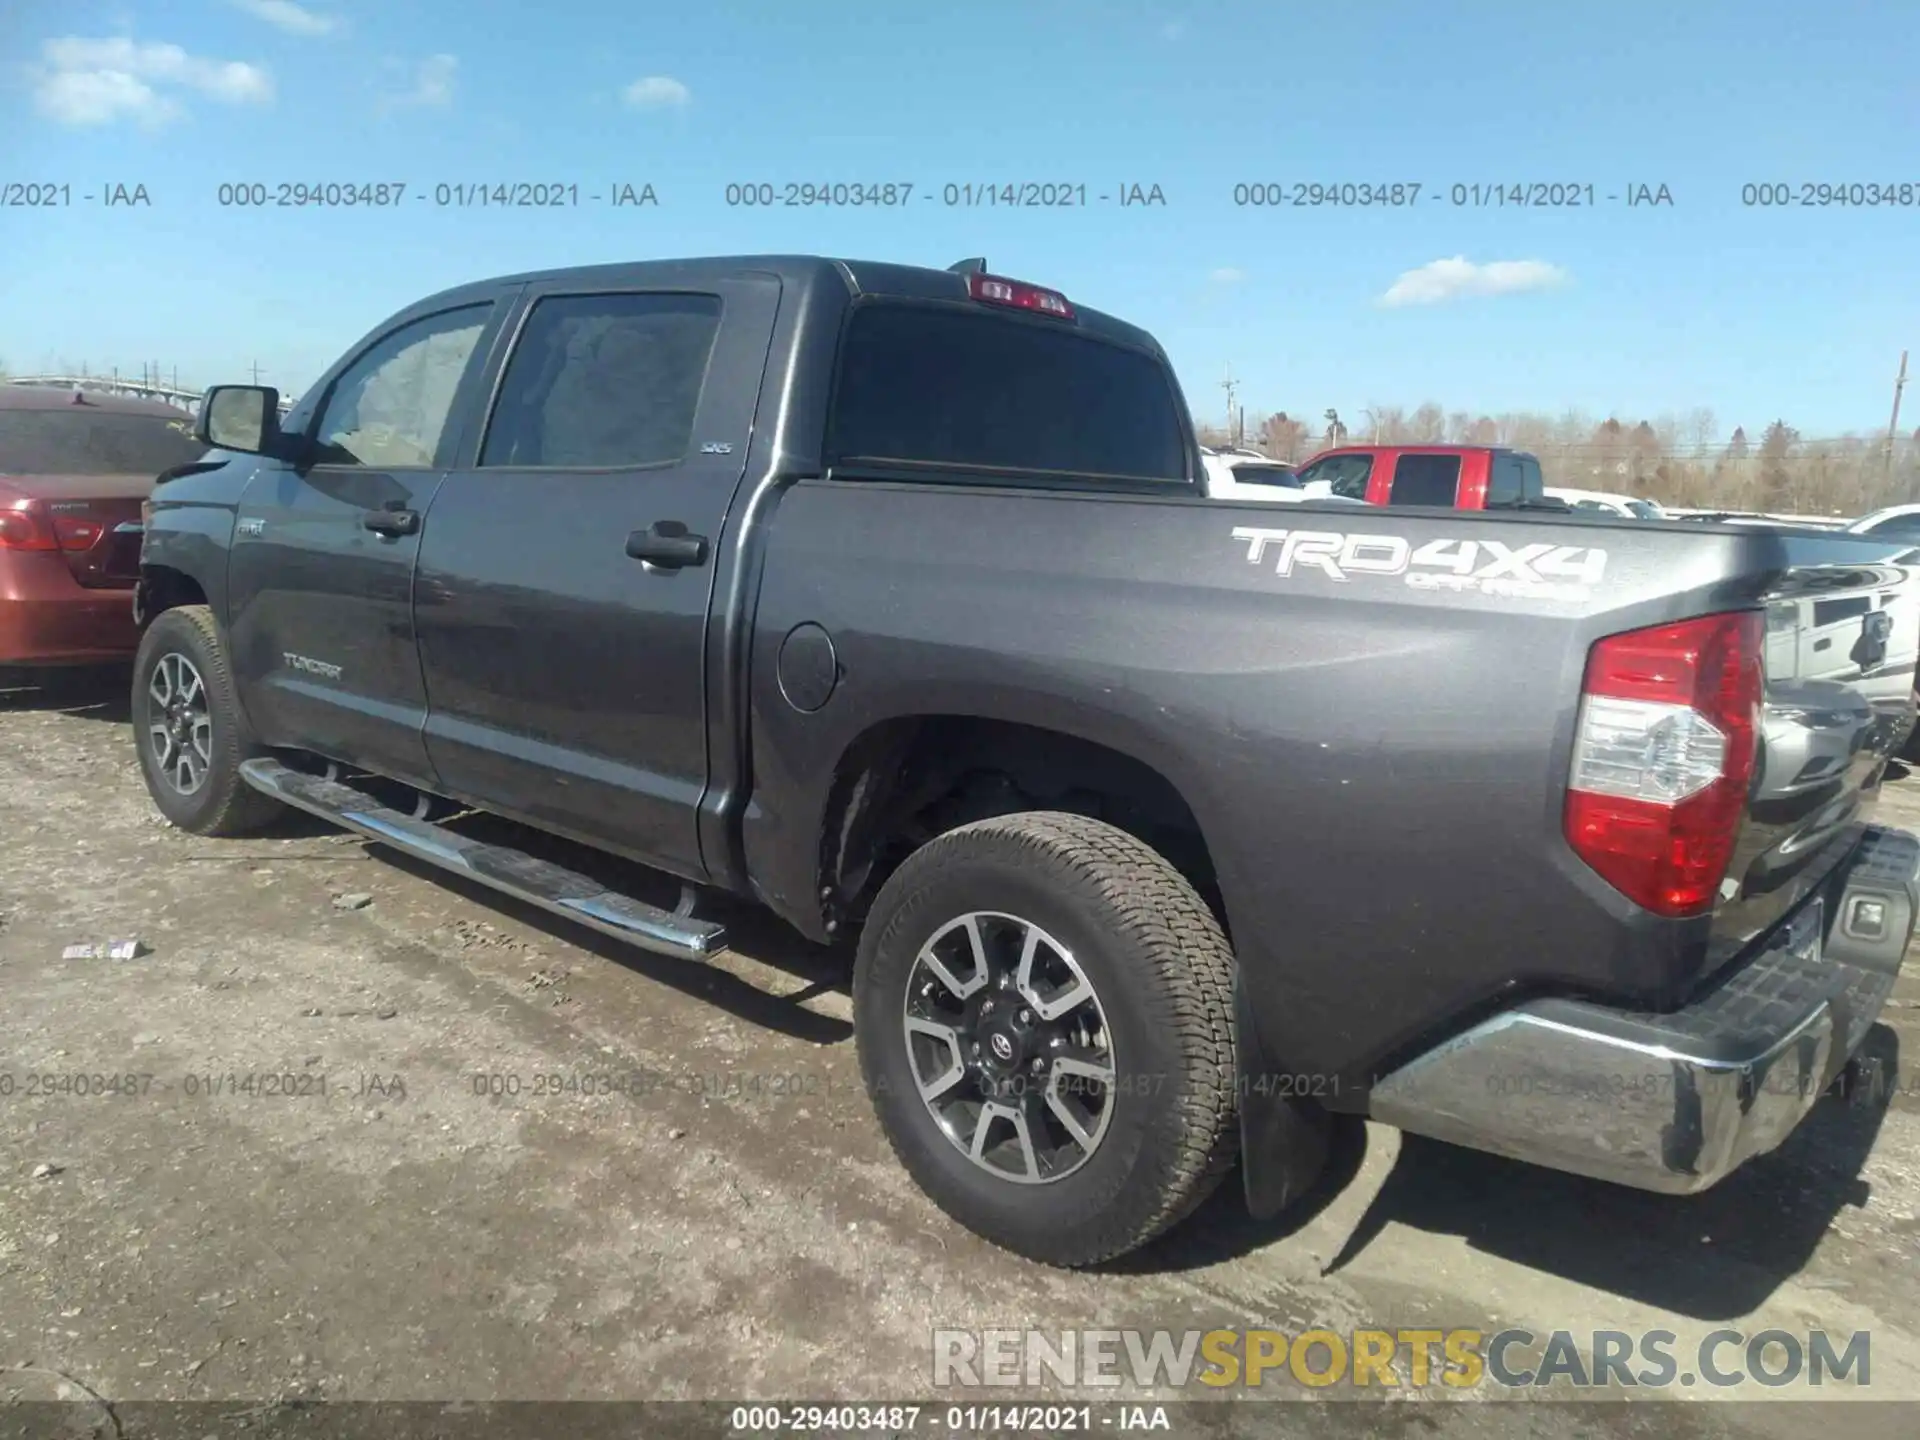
<box><xmin>3</xmin><ymin>667</ymin><xmax>1919</xmax><ymax>1437</ymax></box>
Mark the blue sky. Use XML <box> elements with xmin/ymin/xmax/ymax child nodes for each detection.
<box><xmin>1</xmin><ymin>0</ymin><xmax>1914</xmax><ymax>441</ymax></box>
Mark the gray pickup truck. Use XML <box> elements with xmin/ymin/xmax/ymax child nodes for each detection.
<box><xmin>132</xmin><ymin>253</ymin><xmax>1920</xmax><ymax>1267</ymax></box>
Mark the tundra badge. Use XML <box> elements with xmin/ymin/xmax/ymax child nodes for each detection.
<box><xmin>283</xmin><ymin>652</ymin><xmax>343</xmax><ymax>680</ymax></box>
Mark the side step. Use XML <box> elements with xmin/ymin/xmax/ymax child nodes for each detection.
<box><xmin>238</xmin><ymin>758</ymin><xmax>728</xmax><ymax>961</ymax></box>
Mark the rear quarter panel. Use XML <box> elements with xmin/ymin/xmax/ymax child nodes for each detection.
<box><xmin>744</xmin><ymin>486</ymin><xmax>1836</xmax><ymax>1093</ymax></box>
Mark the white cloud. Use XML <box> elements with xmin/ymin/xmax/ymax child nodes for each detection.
<box><xmin>386</xmin><ymin>53</ymin><xmax>457</xmax><ymax>108</ymax></box>
<box><xmin>1210</xmin><ymin>267</ymin><xmax>1245</xmax><ymax>284</ymax></box>
<box><xmin>623</xmin><ymin>74</ymin><xmax>691</xmax><ymax>109</ymax></box>
<box><xmin>32</xmin><ymin>36</ymin><xmax>272</xmax><ymax>127</ymax></box>
<box><xmin>1378</xmin><ymin>256</ymin><xmax>1568</xmax><ymax>307</ymax></box>
<box><xmin>232</xmin><ymin>0</ymin><xmax>337</xmax><ymax>35</ymax></box>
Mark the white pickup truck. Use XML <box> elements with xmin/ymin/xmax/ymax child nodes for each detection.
<box><xmin>1544</xmin><ymin>485</ymin><xmax>1666</xmax><ymax>519</ymax></box>
<box><xmin>1198</xmin><ymin>446</ymin><xmax>1365</xmax><ymax>504</ymax></box>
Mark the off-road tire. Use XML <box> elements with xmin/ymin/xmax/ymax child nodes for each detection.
<box><xmin>853</xmin><ymin>810</ymin><xmax>1240</xmax><ymax>1267</ymax></box>
<box><xmin>132</xmin><ymin>605</ymin><xmax>283</xmax><ymax>836</ymax></box>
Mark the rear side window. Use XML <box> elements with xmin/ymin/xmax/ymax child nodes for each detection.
<box><xmin>481</xmin><ymin>292</ymin><xmax>722</xmax><ymax>468</ymax></box>
<box><xmin>827</xmin><ymin>303</ymin><xmax>1188</xmax><ymax>483</ymax></box>
<box><xmin>1388</xmin><ymin>453</ymin><xmax>1461</xmax><ymax>506</ymax></box>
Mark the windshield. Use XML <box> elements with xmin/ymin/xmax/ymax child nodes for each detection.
<box><xmin>1229</xmin><ymin>463</ymin><xmax>1300</xmax><ymax>488</ymax></box>
<box><xmin>0</xmin><ymin>407</ymin><xmax>208</xmax><ymax>475</ymax></box>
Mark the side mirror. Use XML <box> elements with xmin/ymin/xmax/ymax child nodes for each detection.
<box><xmin>197</xmin><ymin>384</ymin><xmax>284</xmax><ymax>456</ymax></box>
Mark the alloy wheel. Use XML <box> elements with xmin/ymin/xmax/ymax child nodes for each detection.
<box><xmin>900</xmin><ymin>911</ymin><xmax>1117</xmax><ymax>1184</ymax></box>
<box><xmin>146</xmin><ymin>652</ymin><xmax>213</xmax><ymax>796</ymax></box>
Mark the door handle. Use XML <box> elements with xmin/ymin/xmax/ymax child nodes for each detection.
<box><xmin>626</xmin><ymin>521</ymin><xmax>709</xmax><ymax>569</ymax></box>
<box><xmin>362</xmin><ymin>507</ymin><xmax>419</xmax><ymax>538</ymax></box>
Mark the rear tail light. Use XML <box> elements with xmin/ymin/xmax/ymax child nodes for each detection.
<box><xmin>964</xmin><ymin>271</ymin><xmax>1075</xmax><ymax>319</ymax></box>
<box><xmin>0</xmin><ymin>505</ymin><xmax>58</xmax><ymax>551</ymax></box>
<box><xmin>1563</xmin><ymin>610</ymin><xmax>1765</xmax><ymax>917</ymax></box>
<box><xmin>51</xmin><ymin>514</ymin><xmax>104</xmax><ymax>551</ymax></box>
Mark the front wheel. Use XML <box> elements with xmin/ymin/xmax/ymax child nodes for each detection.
<box><xmin>132</xmin><ymin>605</ymin><xmax>283</xmax><ymax>836</ymax></box>
<box><xmin>853</xmin><ymin>811</ymin><xmax>1240</xmax><ymax>1266</ymax></box>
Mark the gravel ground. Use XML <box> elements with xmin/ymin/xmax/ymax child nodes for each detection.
<box><xmin>2</xmin><ymin>666</ymin><xmax>1918</xmax><ymax>1438</ymax></box>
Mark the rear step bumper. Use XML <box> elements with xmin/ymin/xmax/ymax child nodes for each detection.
<box><xmin>238</xmin><ymin>758</ymin><xmax>727</xmax><ymax>961</ymax></box>
<box><xmin>1367</xmin><ymin>825</ymin><xmax>1919</xmax><ymax>1194</ymax></box>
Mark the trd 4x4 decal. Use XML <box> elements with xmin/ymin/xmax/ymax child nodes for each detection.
<box><xmin>1231</xmin><ymin>526</ymin><xmax>1608</xmax><ymax>602</ymax></box>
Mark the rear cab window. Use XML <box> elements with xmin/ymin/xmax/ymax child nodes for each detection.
<box><xmin>826</xmin><ymin>303</ymin><xmax>1189</xmax><ymax>486</ymax></box>
<box><xmin>1485</xmin><ymin>451</ymin><xmax>1546</xmax><ymax>507</ymax></box>
<box><xmin>1813</xmin><ymin>596</ymin><xmax>1874</xmax><ymax>627</ymax></box>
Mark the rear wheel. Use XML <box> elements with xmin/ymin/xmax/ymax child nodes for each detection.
<box><xmin>132</xmin><ymin>606</ymin><xmax>283</xmax><ymax>836</ymax></box>
<box><xmin>853</xmin><ymin>811</ymin><xmax>1240</xmax><ymax>1266</ymax></box>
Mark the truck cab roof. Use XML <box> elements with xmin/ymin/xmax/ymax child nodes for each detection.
<box><xmin>397</xmin><ymin>254</ymin><xmax>1167</xmax><ymax>357</ymax></box>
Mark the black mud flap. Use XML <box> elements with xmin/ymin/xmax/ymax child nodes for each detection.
<box><xmin>1235</xmin><ymin>975</ymin><xmax>1333</xmax><ymax>1220</ymax></box>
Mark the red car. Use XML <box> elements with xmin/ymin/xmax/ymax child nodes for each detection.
<box><xmin>0</xmin><ymin>386</ymin><xmax>210</xmax><ymax>673</ymax></box>
<box><xmin>1289</xmin><ymin>444</ymin><xmax>1553</xmax><ymax>509</ymax></box>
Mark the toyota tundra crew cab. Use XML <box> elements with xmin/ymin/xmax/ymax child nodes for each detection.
<box><xmin>132</xmin><ymin>254</ymin><xmax>1920</xmax><ymax>1267</ymax></box>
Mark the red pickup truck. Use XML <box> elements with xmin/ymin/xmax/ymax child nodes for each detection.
<box><xmin>1291</xmin><ymin>444</ymin><xmax>1558</xmax><ymax>510</ymax></box>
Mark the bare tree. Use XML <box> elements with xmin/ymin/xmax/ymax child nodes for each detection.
<box><xmin>1260</xmin><ymin>411</ymin><xmax>1307</xmax><ymax>462</ymax></box>
<box><xmin>1407</xmin><ymin>402</ymin><xmax>1445</xmax><ymax>443</ymax></box>
<box><xmin>1365</xmin><ymin>405</ymin><xmax>1407</xmax><ymax>443</ymax></box>
<box><xmin>1229</xmin><ymin>391</ymin><xmax>1913</xmax><ymax>514</ymax></box>
<box><xmin>1758</xmin><ymin>420</ymin><xmax>1799</xmax><ymax>507</ymax></box>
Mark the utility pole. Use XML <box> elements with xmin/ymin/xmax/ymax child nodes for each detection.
<box><xmin>1886</xmin><ymin>350</ymin><xmax>1908</xmax><ymax>483</ymax></box>
<box><xmin>250</xmin><ymin>360</ymin><xmax>264</xmax><ymax>384</ymax></box>
<box><xmin>1221</xmin><ymin>368</ymin><xmax>1240</xmax><ymax>447</ymax></box>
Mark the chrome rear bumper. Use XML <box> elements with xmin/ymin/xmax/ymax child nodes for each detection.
<box><xmin>1368</xmin><ymin>825</ymin><xmax>1918</xmax><ymax>1193</ymax></box>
